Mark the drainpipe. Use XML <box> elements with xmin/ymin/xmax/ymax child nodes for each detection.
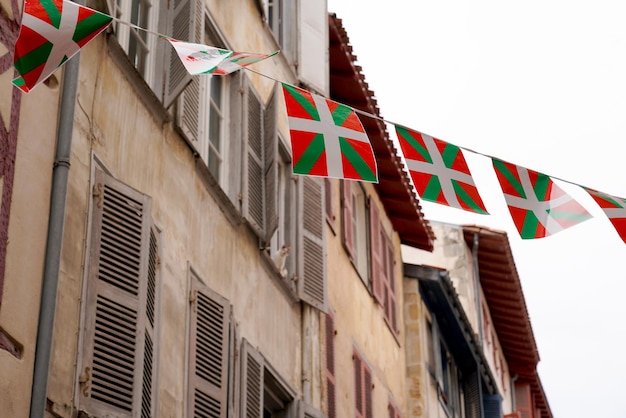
<box><xmin>29</xmin><ymin>24</ymin><xmax>82</xmax><ymax>417</ymax></box>
<box><xmin>472</xmin><ymin>232</ymin><xmax>483</xmax><ymax>344</ymax></box>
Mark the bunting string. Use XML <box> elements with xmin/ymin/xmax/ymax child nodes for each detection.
<box><xmin>11</xmin><ymin>0</ymin><xmax>626</xmax><ymax>243</ymax></box>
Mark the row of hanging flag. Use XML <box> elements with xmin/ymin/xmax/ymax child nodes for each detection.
<box><xmin>11</xmin><ymin>0</ymin><xmax>626</xmax><ymax>244</ymax></box>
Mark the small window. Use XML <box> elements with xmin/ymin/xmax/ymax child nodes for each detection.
<box><xmin>342</xmin><ymin>181</ymin><xmax>368</xmax><ymax>283</ymax></box>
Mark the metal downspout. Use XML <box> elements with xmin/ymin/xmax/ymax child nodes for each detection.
<box><xmin>29</xmin><ymin>34</ymin><xmax>82</xmax><ymax>417</ymax></box>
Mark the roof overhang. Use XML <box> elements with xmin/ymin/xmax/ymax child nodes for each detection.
<box><xmin>329</xmin><ymin>14</ymin><xmax>435</xmax><ymax>251</ymax></box>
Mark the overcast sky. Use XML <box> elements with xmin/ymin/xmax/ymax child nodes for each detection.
<box><xmin>327</xmin><ymin>1</ymin><xmax>626</xmax><ymax>417</ymax></box>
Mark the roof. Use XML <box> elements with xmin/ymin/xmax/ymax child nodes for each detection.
<box><xmin>462</xmin><ymin>225</ymin><xmax>552</xmax><ymax>418</ymax></box>
<box><xmin>328</xmin><ymin>13</ymin><xmax>435</xmax><ymax>251</ymax></box>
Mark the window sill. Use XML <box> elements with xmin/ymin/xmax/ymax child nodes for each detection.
<box><xmin>259</xmin><ymin>244</ymin><xmax>300</xmax><ymax>305</ymax></box>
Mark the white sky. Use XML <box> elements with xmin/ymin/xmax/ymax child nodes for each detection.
<box><xmin>327</xmin><ymin>1</ymin><xmax>626</xmax><ymax>417</ymax></box>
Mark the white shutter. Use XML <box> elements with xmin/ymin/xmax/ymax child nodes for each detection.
<box><xmin>79</xmin><ymin>169</ymin><xmax>152</xmax><ymax>417</ymax></box>
<box><xmin>297</xmin><ymin>0</ymin><xmax>328</xmax><ymax>95</ymax></box>
<box><xmin>297</xmin><ymin>176</ymin><xmax>327</xmax><ymax>311</ymax></box>
<box><xmin>243</xmin><ymin>82</ymin><xmax>265</xmax><ymax>236</ymax></box>
<box><xmin>264</xmin><ymin>86</ymin><xmax>278</xmax><ymax>242</ymax></box>
<box><xmin>163</xmin><ymin>0</ymin><xmax>194</xmax><ymax>107</ymax></box>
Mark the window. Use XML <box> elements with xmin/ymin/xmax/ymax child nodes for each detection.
<box><xmin>241</xmin><ymin>340</ymin><xmax>298</xmax><ymax>418</ymax></box>
<box><xmin>353</xmin><ymin>349</ymin><xmax>373</xmax><ymax>418</ymax></box>
<box><xmin>270</xmin><ymin>143</ymin><xmax>296</xmax><ymax>278</ymax></box>
<box><xmin>341</xmin><ymin>180</ymin><xmax>368</xmax><ymax>281</ymax></box>
<box><xmin>109</xmin><ymin>0</ymin><xmax>160</xmax><ymax>86</ymax></box>
<box><xmin>187</xmin><ymin>270</ymin><xmax>231</xmax><ymax>417</ymax></box>
<box><xmin>78</xmin><ymin>168</ymin><xmax>159</xmax><ymax>418</ymax></box>
<box><xmin>267</xmin><ymin>0</ymin><xmax>284</xmax><ymax>45</ymax></box>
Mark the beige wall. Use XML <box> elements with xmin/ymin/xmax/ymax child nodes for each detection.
<box><xmin>0</xmin><ymin>54</ymin><xmax>61</xmax><ymax>414</ymax></box>
<box><xmin>326</xmin><ymin>178</ymin><xmax>408</xmax><ymax>418</ymax></box>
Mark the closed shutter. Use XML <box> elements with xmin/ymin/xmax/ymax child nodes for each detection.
<box><xmin>514</xmin><ymin>382</ymin><xmax>532</xmax><ymax>418</ymax></box>
<box><xmin>297</xmin><ymin>176</ymin><xmax>327</xmax><ymax>312</ymax></box>
<box><xmin>363</xmin><ymin>367</ymin><xmax>373</xmax><ymax>418</ymax></box>
<box><xmin>462</xmin><ymin>370</ymin><xmax>483</xmax><ymax>418</ymax></box>
<box><xmin>383</xmin><ymin>236</ymin><xmax>397</xmax><ymax>332</ymax></box>
<box><xmin>244</xmin><ymin>83</ymin><xmax>265</xmax><ymax>236</ymax></box>
<box><xmin>353</xmin><ymin>351</ymin><xmax>363</xmax><ymax>418</ymax></box>
<box><xmin>296</xmin><ymin>0</ymin><xmax>328</xmax><ymax>95</ymax></box>
<box><xmin>163</xmin><ymin>0</ymin><xmax>194</xmax><ymax>107</ymax></box>
<box><xmin>240</xmin><ymin>340</ymin><xmax>264</xmax><ymax>418</ymax></box>
<box><xmin>226</xmin><ymin>71</ymin><xmax>244</xmax><ymax>206</ymax></box>
<box><xmin>188</xmin><ymin>275</ymin><xmax>230</xmax><ymax>418</ymax></box>
<box><xmin>176</xmin><ymin>0</ymin><xmax>206</xmax><ymax>153</ymax></box>
<box><xmin>79</xmin><ymin>169</ymin><xmax>153</xmax><ymax>417</ymax></box>
<box><xmin>324</xmin><ymin>178</ymin><xmax>335</xmax><ymax>228</ymax></box>
<box><xmin>483</xmin><ymin>394</ymin><xmax>503</xmax><ymax>418</ymax></box>
<box><xmin>341</xmin><ymin>180</ymin><xmax>354</xmax><ymax>258</ymax></box>
<box><xmin>368</xmin><ymin>197</ymin><xmax>383</xmax><ymax>304</ymax></box>
<box><xmin>325</xmin><ymin>313</ymin><xmax>336</xmax><ymax>418</ymax></box>
<box><xmin>264</xmin><ymin>87</ymin><xmax>278</xmax><ymax>242</ymax></box>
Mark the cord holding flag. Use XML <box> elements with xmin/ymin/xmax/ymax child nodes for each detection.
<box><xmin>583</xmin><ymin>187</ymin><xmax>626</xmax><ymax>244</ymax></box>
<box><xmin>492</xmin><ymin>159</ymin><xmax>592</xmax><ymax>239</ymax></box>
<box><xmin>395</xmin><ymin>125</ymin><xmax>488</xmax><ymax>214</ymax></box>
<box><xmin>13</xmin><ymin>0</ymin><xmax>113</xmax><ymax>92</ymax></box>
<box><xmin>282</xmin><ymin>83</ymin><xmax>378</xmax><ymax>182</ymax></box>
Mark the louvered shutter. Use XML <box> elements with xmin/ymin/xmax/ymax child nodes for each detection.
<box><xmin>363</xmin><ymin>366</ymin><xmax>373</xmax><ymax>418</ymax></box>
<box><xmin>141</xmin><ymin>226</ymin><xmax>160</xmax><ymax>418</ymax></box>
<box><xmin>244</xmin><ymin>84</ymin><xmax>265</xmax><ymax>236</ymax></box>
<box><xmin>368</xmin><ymin>197</ymin><xmax>384</xmax><ymax>304</ymax></box>
<box><xmin>431</xmin><ymin>320</ymin><xmax>444</xmax><ymax>391</ymax></box>
<box><xmin>325</xmin><ymin>313</ymin><xmax>336</xmax><ymax>418</ymax></box>
<box><xmin>240</xmin><ymin>340</ymin><xmax>264</xmax><ymax>418</ymax></box>
<box><xmin>514</xmin><ymin>382</ymin><xmax>532</xmax><ymax>418</ymax></box>
<box><xmin>296</xmin><ymin>0</ymin><xmax>328</xmax><ymax>95</ymax></box>
<box><xmin>176</xmin><ymin>0</ymin><xmax>206</xmax><ymax>153</ymax></box>
<box><xmin>188</xmin><ymin>276</ymin><xmax>230</xmax><ymax>418</ymax></box>
<box><xmin>353</xmin><ymin>352</ymin><xmax>364</xmax><ymax>418</ymax></box>
<box><xmin>341</xmin><ymin>180</ymin><xmax>354</xmax><ymax>259</ymax></box>
<box><xmin>383</xmin><ymin>235</ymin><xmax>397</xmax><ymax>332</ymax></box>
<box><xmin>462</xmin><ymin>370</ymin><xmax>483</xmax><ymax>418</ymax></box>
<box><xmin>264</xmin><ymin>87</ymin><xmax>278</xmax><ymax>242</ymax></box>
<box><xmin>483</xmin><ymin>394</ymin><xmax>503</xmax><ymax>418</ymax></box>
<box><xmin>79</xmin><ymin>169</ymin><xmax>152</xmax><ymax>417</ymax></box>
<box><xmin>163</xmin><ymin>0</ymin><xmax>194</xmax><ymax>107</ymax></box>
<box><xmin>297</xmin><ymin>176</ymin><xmax>327</xmax><ymax>312</ymax></box>
<box><xmin>226</xmin><ymin>71</ymin><xmax>244</xmax><ymax>206</ymax></box>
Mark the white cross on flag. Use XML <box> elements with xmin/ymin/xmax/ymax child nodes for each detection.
<box><xmin>584</xmin><ymin>187</ymin><xmax>626</xmax><ymax>244</ymax></box>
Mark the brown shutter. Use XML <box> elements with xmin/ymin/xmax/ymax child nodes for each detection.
<box><xmin>79</xmin><ymin>169</ymin><xmax>152</xmax><ymax>417</ymax></box>
<box><xmin>382</xmin><ymin>234</ymin><xmax>397</xmax><ymax>332</ymax></box>
<box><xmin>244</xmin><ymin>83</ymin><xmax>265</xmax><ymax>236</ymax></box>
<box><xmin>341</xmin><ymin>180</ymin><xmax>354</xmax><ymax>258</ymax></box>
<box><xmin>264</xmin><ymin>86</ymin><xmax>278</xmax><ymax>242</ymax></box>
<box><xmin>297</xmin><ymin>176</ymin><xmax>327</xmax><ymax>312</ymax></box>
<box><xmin>514</xmin><ymin>382</ymin><xmax>532</xmax><ymax>418</ymax></box>
<box><xmin>369</xmin><ymin>197</ymin><xmax>384</xmax><ymax>304</ymax></box>
<box><xmin>353</xmin><ymin>351</ymin><xmax>363</xmax><ymax>418</ymax></box>
<box><xmin>325</xmin><ymin>313</ymin><xmax>336</xmax><ymax>418</ymax></box>
<box><xmin>240</xmin><ymin>340</ymin><xmax>264</xmax><ymax>418</ymax></box>
<box><xmin>324</xmin><ymin>178</ymin><xmax>335</xmax><ymax>229</ymax></box>
<box><xmin>188</xmin><ymin>274</ymin><xmax>230</xmax><ymax>418</ymax></box>
<box><xmin>363</xmin><ymin>366</ymin><xmax>373</xmax><ymax>418</ymax></box>
<box><xmin>163</xmin><ymin>0</ymin><xmax>194</xmax><ymax>107</ymax></box>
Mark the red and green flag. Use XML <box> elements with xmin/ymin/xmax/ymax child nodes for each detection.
<box><xmin>492</xmin><ymin>159</ymin><xmax>592</xmax><ymax>239</ymax></box>
<box><xmin>395</xmin><ymin>125</ymin><xmax>488</xmax><ymax>214</ymax></box>
<box><xmin>584</xmin><ymin>187</ymin><xmax>626</xmax><ymax>244</ymax></box>
<box><xmin>13</xmin><ymin>0</ymin><xmax>112</xmax><ymax>92</ymax></box>
<box><xmin>167</xmin><ymin>39</ymin><xmax>233</xmax><ymax>75</ymax></box>
<box><xmin>282</xmin><ymin>83</ymin><xmax>377</xmax><ymax>182</ymax></box>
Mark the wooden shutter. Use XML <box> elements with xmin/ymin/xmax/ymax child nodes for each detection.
<box><xmin>297</xmin><ymin>176</ymin><xmax>327</xmax><ymax>311</ymax></box>
<box><xmin>264</xmin><ymin>87</ymin><xmax>278</xmax><ymax>242</ymax></box>
<box><xmin>188</xmin><ymin>275</ymin><xmax>230</xmax><ymax>418</ymax></box>
<box><xmin>175</xmin><ymin>0</ymin><xmax>206</xmax><ymax>152</ymax></box>
<box><xmin>240</xmin><ymin>340</ymin><xmax>264</xmax><ymax>418</ymax></box>
<box><xmin>341</xmin><ymin>180</ymin><xmax>354</xmax><ymax>258</ymax></box>
<box><xmin>363</xmin><ymin>366</ymin><xmax>373</xmax><ymax>418</ymax></box>
<box><xmin>462</xmin><ymin>370</ymin><xmax>483</xmax><ymax>418</ymax></box>
<box><xmin>163</xmin><ymin>0</ymin><xmax>194</xmax><ymax>107</ymax></box>
<box><xmin>243</xmin><ymin>83</ymin><xmax>265</xmax><ymax>236</ymax></box>
<box><xmin>353</xmin><ymin>351</ymin><xmax>363</xmax><ymax>418</ymax></box>
<box><xmin>296</xmin><ymin>0</ymin><xmax>328</xmax><ymax>95</ymax></box>
<box><xmin>79</xmin><ymin>169</ymin><xmax>152</xmax><ymax>417</ymax></box>
<box><xmin>325</xmin><ymin>313</ymin><xmax>336</xmax><ymax>418</ymax></box>
<box><xmin>141</xmin><ymin>226</ymin><xmax>160</xmax><ymax>418</ymax></box>
<box><xmin>514</xmin><ymin>382</ymin><xmax>533</xmax><ymax>418</ymax></box>
<box><xmin>383</xmin><ymin>235</ymin><xmax>397</xmax><ymax>332</ymax></box>
<box><xmin>368</xmin><ymin>197</ymin><xmax>383</xmax><ymax>304</ymax></box>
<box><xmin>226</xmin><ymin>71</ymin><xmax>244</xmax><ymax>206</ymax></box>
